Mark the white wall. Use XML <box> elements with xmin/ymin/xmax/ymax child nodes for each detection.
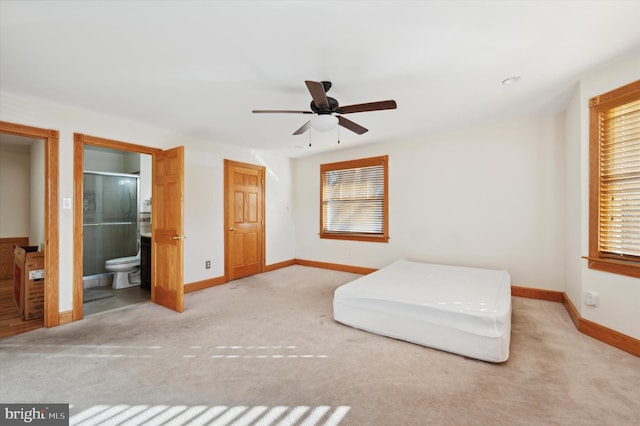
<box><xmin>124</xmin><ymin>151</ymin><xmax>140</xmax><ymax>174</ymax></box>
<box><xmin>182</xmin><ymin>142</ymin><xmax>296</xmax><ymax>284</ymax></box>
<box><xmin>0</xmin><ymin>139</ymin><xmax>45</xmax><ymax>249</ymax></box>
<box><xmin>0</xmin><ymin>145</ymin><xmax>30</xmax><ymax>237</ymax></box>
<box><xmin>140</xmin><ymin>154</ymin><xmax>152</xmax><ymax>212</ymax></box>
<box><xmin>0</xmin><ymin>92</ymin><xmax>295</xmax><ymax>312</ymax></box>
<box><xmin>563</xmin><ymin>85</ymin><xmax>583</xmax><ymax>308</ymax></box>
<box><xmin>30</xmin><ymin>139</ymin><xmax>45</xmax><ymax>249</ymax></box>
<box><xmin>85</xmin><ymin>149</ymin><xmax>131</xmax><ymax>173</ymax></box>
<box><xmin>294</xmin><ymin>114</ymin><xmax>565</xmax><ymax>290</ymax></box>
<box><xmin>572</xmin><ymin>52</ymin><xmax>640</xmax><ymax>339</ymax></box>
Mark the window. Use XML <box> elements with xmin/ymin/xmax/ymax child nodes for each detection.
<box><xmin>588</xmin><ymin>80</ymin><xmax>640</xmax><ymax>278</ymax></box>
<box><xmin>320</xmin><ymin>155</ymin><xmax>389</xmax><ymax>243</ymax></box>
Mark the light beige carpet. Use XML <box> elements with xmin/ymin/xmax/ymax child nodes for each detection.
<box><xmin>1</xmin><ymin>265</ymin><xmax>639</xmax><ymax>425</ymax></box>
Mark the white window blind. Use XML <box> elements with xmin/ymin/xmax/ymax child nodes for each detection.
<box><xmin>598</xmin><ymin>98</ymin><xmax>640</xmax><ymax>259</ymax></box>
<box><xmin>322</xmin><ymin>162</ymin><xmax>385</xmax><ymax>236</ymax></box>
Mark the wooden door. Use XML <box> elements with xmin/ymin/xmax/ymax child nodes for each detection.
<box><xmin>225</xmin><ymin>160</ymin><xmax>265</xmax><ymax>280</ymax></box>
<box><xmin>152</xmin><ymin>146</ymin><xmax>184</xmax><ymax>312</ymax></box>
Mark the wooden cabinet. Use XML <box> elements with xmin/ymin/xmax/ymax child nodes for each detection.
<box><xmin>140</xmin><ymin>236</ymin><xmax>151</xmax><ymax>290</ymax></box>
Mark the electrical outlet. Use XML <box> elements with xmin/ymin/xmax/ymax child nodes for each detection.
<box><xmin>205</xmin><ymin>260</ymin><xmax>211</xmax><ymax>269</ymax></box>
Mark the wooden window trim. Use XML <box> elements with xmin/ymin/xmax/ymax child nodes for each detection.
<box><xmin>588</xmin><ymin>80</ymin><xmax>640</xmax><ymax>278</ymax></box>
<box><xmin>320</xmin><ymin>155</ymin><xmax>389</xmax><ymax>243</ymax></box>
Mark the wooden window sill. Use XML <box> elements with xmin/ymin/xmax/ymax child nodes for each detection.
<box><xmin>320</xmin><ymin>233</ymin><xmax>389</xmax><ymax>243</ymax></box>
<box><xmin>582</xmin><ymin>256</ymin><xmax>640</xmax><ymax>278</ymax></box>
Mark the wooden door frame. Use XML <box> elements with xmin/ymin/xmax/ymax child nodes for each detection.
<box><xmin>223</xmin><ymin>159</ymin><xmax>266</xmax><ymax>281</ymax></box>
<box><xmin>73</xmin><ymin>133</ymin><xmax>161</xmax><ymax>321</ymax></box>
<box><xmin>0</xmin><ymin>121</ymin><xmax>59</xmax><ymax>327</ymax></box>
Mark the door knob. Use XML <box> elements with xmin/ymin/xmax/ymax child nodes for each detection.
<box><xmin>170</xmin><ymin>235</ymin><xmax>186</xmax><ymax>240</ymax></box>
<box><xmin>229</xmin><ymin>227</ymin><xmax>236</xmax><ymax>231</ymax></box>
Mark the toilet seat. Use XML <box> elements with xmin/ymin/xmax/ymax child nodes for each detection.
<box><xmin>105</xmin><ymin>256</ymin><xmax>140</xmax><ymax>266</ymax></box>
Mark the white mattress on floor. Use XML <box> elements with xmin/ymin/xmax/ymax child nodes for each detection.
<box><xmin>333</xmin><ymin>259</ymin><xmax>512</xmax><ymax>362</ymax></box>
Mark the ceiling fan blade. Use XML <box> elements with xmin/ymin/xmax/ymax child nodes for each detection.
<box><xmin>293</xmin><ymin>121</ymin><xmax>311</xmax><ymax>135</ymax></box>
<box><xmin>252</xmin><ymin>109</ymin><xmax>313</xmax><ymax>114</ymax></box>
<box><xmin>305</xmin><ymin>80</ymin><xmax>329</xmax><ymax>110</ymax></box>
<box><xmin>336</xmin><ymin>100</ymin><xmax>397</xmax><ymax>114</ymax></box>
<box><xmin>338</xmin><ymin>116</ymin><xmax>368</xmax><ymax>135</ymax></box>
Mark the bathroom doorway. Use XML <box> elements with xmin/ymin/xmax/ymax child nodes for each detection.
<box><xmin>81</xmin><ymin>151</ymin><xmax>150</xmax><ymax>316</ymax></box>
<box><xmin>74</xmin><ymin>135</ymin><xmax>159</xmax><ymax>319</ymax></box>
<box><xmin>73</xmin><ymin>134</ymin><xmax>185</xmax><ymax>320</ymax></box>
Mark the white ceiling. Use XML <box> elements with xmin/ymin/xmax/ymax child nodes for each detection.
<box><xmin>1</xmin><ymin>1</ymin><xmax>640</xmax><ymax>157</ymax></box>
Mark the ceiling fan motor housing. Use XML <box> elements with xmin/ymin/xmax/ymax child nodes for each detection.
<box><xmin>311</xmin><ymin>96</ymin><xmax>339</xmax><ymax>113</ymax></box>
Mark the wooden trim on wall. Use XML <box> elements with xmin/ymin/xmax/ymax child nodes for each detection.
<box><xmin>584</xmin><ymin>256</ymin><xmax>640</xmax><ymax>278</ymax></box>
<box><xmin>184</xmin><ymin>260</ymin><xmax>296</xmax><ymax>293</ymax></box>
<box><xmin>294</xmin><ymin>259</ymin><xmax>377</xmax><ymax>275</ymax></box>
<box><xmin>513</xmin><ymin>285</ymin><xmax>639</xmax><ymax>358</ymax></box>
<box><xmin>511</xmin><ymin>286</ymin><xmax>564</xmax><ymax>302</ymax></box>
<box><xmin>562</xmin><ymin>293</ymin><xmax>581</xmax><ymax>329</ymax></box>
<box><xmin>0</xmin><ymin>121</ymin><xmax>60</xmax><ymax>328</ymax></box>
<box><xmin>75</xmin><ymin>133</ymin><xmax>162</xmax><ymax>156</ymax></box>
<box><xmin>72</xmin><ymin>135</ymin><xmax>84</xmax><ymax>321</ymax></box>
<box><xmin>579</xmin><ymin>318</ymin><xmax>640</xmax><ymax>358</ymax></box>
<box><xmin>185</xmin><ymin>276</ymin><xmax>226</xmax><ymax>293</ymax></box>
<box><xmin>58</xmin><ymin>311</ymin><xmax>73</xmax><ymax>326</ymax></box>
<box><xmin>265</xmin><ymin>259</ymin><xmax>296</xmax><ymax>272</ymax></box>
<box><xmin>562</xmin><ymin>292</ymin><xmax>639</xmax><ymax>357</ymax></box>
<box><xmin>45</xmin><ymin>130</ymin><xmax>60</xmax><ymax>327</ymax></box>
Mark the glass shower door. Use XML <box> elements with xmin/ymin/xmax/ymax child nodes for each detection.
<box><xmin>83</xmin><ymin>172</ymin><xmax>139</xmax><ymax>277</ymax></box>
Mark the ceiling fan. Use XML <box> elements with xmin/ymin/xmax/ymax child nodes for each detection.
<box><xmin>252</xmin><ymin>80</ymin><xmax>397</xmax><ymax>135</ymax></box>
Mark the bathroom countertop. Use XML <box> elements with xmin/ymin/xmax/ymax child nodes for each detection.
<box><xmin>141</xmin><ymin>232</ymin><xmax>152</xmax><ymax>238</ymax></box>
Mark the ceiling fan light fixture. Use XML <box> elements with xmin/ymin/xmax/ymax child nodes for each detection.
<box><xmin>311</xmin><ymin>114</ymin><xmax>338</xmax><ymax>132</ymax></box>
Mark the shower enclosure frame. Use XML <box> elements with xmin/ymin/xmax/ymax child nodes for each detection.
<box><xmin>82</xmin><ymin>170</ymin><xmax>140</xmax><ymax>282</ymax></box>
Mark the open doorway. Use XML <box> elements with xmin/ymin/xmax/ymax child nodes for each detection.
<box><xmin>73</xmin><ymin>134</ymin><xmax>160</xmax><ymax>320</ymax></box>
<box><xmin>0</xmin><ymin>134</ymin><xmax>45</xmax><ymax>335</ymax></box>
<box><xmin>0</xmin><ymin>121</ymin><xmax>59</xmax><ymax>337</ymax></box>
<box><xmin>81</xmin><ymin>145</ymin><xmax>152</xmax><ymax>316</ymax></box>
<box><xmin>73</xmin><ymin>134</ymin><xmax>184</xmax><ymax>318</ymax></box>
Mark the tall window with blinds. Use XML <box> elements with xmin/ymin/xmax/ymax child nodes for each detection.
<box><xmin>320</xmin><ymin>155</ymin><xmax>389</xmax><ymax>242</ymax></box>
<box><xmin>589</xmin><ymin>80</ymin><xmax>640</xmax><ymax>278</ymax></box>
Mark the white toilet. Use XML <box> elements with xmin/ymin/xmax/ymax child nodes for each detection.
<box><xmin>105</xmin><ymin>251</ymin><xmax>141</xmax><ymax>289</ymax></box>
